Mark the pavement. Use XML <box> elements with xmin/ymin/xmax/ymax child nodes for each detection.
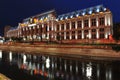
<box><xmin>0</xmin><ymin>43</ymin><xmax>120</xmax><ymax>61</ymax></box>
<box><xmin>0</xmin><ymin>73</ymin><xmax>11</xmax><ymax>80</ymax></box>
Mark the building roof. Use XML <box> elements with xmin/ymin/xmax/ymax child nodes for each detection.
<box><xmin>23</xmin><ymin>9</ymin><xmax>56</xmax><ymax>23</ymax></box>
<box><xmin>56</xmin><ymin>5</ymin><xmax>108</xmax><ymax>21</ymax></box>
<box><xmin>9</xmin><ymin>27</ymin><xmax>18</xmax><ymax>31</ymax></box>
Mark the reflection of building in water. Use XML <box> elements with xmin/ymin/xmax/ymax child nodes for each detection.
<box><xmin>0</xmin><ymin>51</ymin><xmax>114</xmax><ymax>80</ymax></box>
<box><xmin>9</xmin><ymin>51</ymin><xmax>12</xmax><ymax>62</ymax></box>
<box><xmin>86</xmin><ymin>62</ymin><xmax>92</xmax><ymax>79</ymax></box>
<box><xmin>0</xmin><ymin>50</ymin><xmax>2</xmax><ymax>61</ymax></box>
<box><xmin>5</xmin><ymin>5</ymin><xmax>113</xmax><ymax>44</ymax></box>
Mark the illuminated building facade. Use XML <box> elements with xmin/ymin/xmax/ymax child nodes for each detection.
<box><xmin>6</xmin><ymin>5</ymin><xmax>113</xmax><ymax>43</ymax></box>
<box><xmin>6</xmin><ymin>27</ymin><xmax>18</xmax><ymax>38</ymax></box>
<box><xmin>4</xmin><ymin>26</ymin><xmax>11</xmax><ymax>37</ymax></box>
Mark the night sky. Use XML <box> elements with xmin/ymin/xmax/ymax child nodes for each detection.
<box><xmin>0</xmin><ymin>0</ymin><xmax>120</xmax><ymax>36</ymax></box>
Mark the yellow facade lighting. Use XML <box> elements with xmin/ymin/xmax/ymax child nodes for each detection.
<box><xmin>92</xmin><ymin>13</ymin><xmax>95</xmax><ymax>15</ymax></box>
<box><xmin>34</xmin><ymin>18</ymin><xmax>38</xmax><ymax>23</ymax></box>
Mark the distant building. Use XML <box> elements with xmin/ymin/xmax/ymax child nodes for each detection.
<box><xmin>4</xmin><ymin>26</ymin><xmax>11</xmax><ymax>37</ymax></box>
<box><xmin>6</xmin><ymin>27</ymin><xmax>18</xmax><ymax>38</ymax></box>
<box><xmin>5</xmin><ymin>5</ymin><xmax>113</xmax><ymax>43</ymax></box>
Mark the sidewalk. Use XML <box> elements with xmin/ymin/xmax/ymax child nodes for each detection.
<box><xmin>0</xmin><ymin>73</ymin><xmax>11</xmax><ymax>80</ymax></box>
<box><xmin>0</xmin><ymin>44</ymin><xmax>120</xmax><ymax>60</ymax></box>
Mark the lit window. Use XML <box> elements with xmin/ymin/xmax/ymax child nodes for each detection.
<box><xmin>84</xmin><ymin>20</ymin><xmax>89</xmax><ymax>27</ymax></box>
<box><xmin>99</xmin><ymin>28</ymin><xmax>104</xmax><ymax>32</ymax></box>
<box><xmin>66</xmin><ymin>23</ymin><xmax>70</xmax><ymax>29</ymax></box>
<box><xmin>99</xmin><ymin>17</ymin><xmax>105</xmax><ymax>25</ymax></box>
<box><xmin>72</xmin><ymin>22</ymin><xmax>75</xmax><ymax>29</ymax></box>
<box><xmin>91</xmin><ymin>18</ymin><xmax>96</xmax><ymax>26</ymax></box>
<box><xmin>77</xmin><ymin>21</ymin><xmax>82</xmax><ymax>28</ymax></box>
<box><xmin>61</xmin><ymin>24</ymin><xmax>64</xmax><ymax>30</ymax></box>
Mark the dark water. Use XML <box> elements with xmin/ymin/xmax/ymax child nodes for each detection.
<box><xmin>0</xmin><ymin>50</ymin><xmax>120</xmax><ymax>80</ymax></box>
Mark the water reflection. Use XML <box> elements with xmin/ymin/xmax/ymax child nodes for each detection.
<box><xmin>0</xmin><ymin>51</ymin><xmax>120</xmax><ymax>80</ymax></box>
<box><xmin>0</xmin><ymin>50</ymin><xmax>2</xmax><ymax>59</ymax></box>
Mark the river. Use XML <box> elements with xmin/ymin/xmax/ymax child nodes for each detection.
<box><xmin>0</xmin><ymin>50</ymin><xmax>119</xmax><ymax>80</ymax></box>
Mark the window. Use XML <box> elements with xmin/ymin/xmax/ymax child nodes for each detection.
<box><xmin>77</xmin><ymin>21</ymin><xmax>82</xmax><ymax>28</ymax></box>
<box><xmin>84</xmin><ymin>30</ymin><xmax>88</xmax><ymax>33</ymax></box>
<box><xmin>49</xmin><ymin>27</ymin><xmax>51</xmax><ymax>31</ymax></box>
<box><xmin>66</xmin><ymin>32</ymin><xmax>69</xmax><ymax>35</ymax></box>
<box><xmin>99</xmin><ymin>17</ymin><xmax>104</xmax><ymax>25</ymax></box>
<box><xmin>78</xmin><ymin>30</ymin><xmax>81</xmax><ymax>34</ymax></box>
<box><xmin>66</xmin><ymin>23</ymin><xmax>69</xmax><ymax>29</ymax></box>
<box><xmin>44</xmin><ymin>24</ymin><xmax>47</xmax><ymax>32</ymax></box>
<box><xmin>99</xmin><ymin>28</ymin><xmax>104</xmax><ymax>32</ymax></box>
<box><xmin>57</xmin><ymin>25</ymin><xmax>59</xmax><ymax>31</ymax></box>
<box><xmin>91</xmin><ymin>18</ymin><xmax>96</xmax><ymax>26</ymax></box>
<box><xmin>72</xmin><ymin>31</ymin><xmax>75</xmax><ymax>34</ymax></box>
<box><xmin>61</xmin><ymin>36</ymin><xmax>64</xmax><ymax>40</ymax></box>
<box><xmin>61</xmin><ymin>24</ymin><xmax>64</xmax><ymax>30</ymax></box>
<box><xmin>84</xmin><ymin>20</ymin><xmax>88</xmax><ymax>27</ymax></box>
<box><xmin>92</xmin><ymin>29</ymin><xmax>96</xmax><ymax>32</ymax></box>
<box><xmin>92</xmin><ymin>34</ymin><xmax>96</xmax><ymax>39</ymax></box>
<box><xmin>61</xmin><ymin>32</ymin><xmax>64</xmax><ymax>35</ymax></box>
<box><xmin>78</xmin><ymin>35</ymin><xmax>81</xmax><ymax>39</ymax></box>
<box><xmin>72</xmin><ymin>22</ymin><xmax>75</xmax><ymax>29</ymax></box>
<box><xmin>100</xmin><ymin>34</ymin><xmax>104</xmax><ymax>39</ymax></box>
<box><xmin>66</xmin><ymin>36</ymin><xmax>69</xmax><ymax>40</ymax></box>
<box><xmin>72</xmin><ymin>35</ymin><xmax>75</xmax><ymax>39</ymax></box>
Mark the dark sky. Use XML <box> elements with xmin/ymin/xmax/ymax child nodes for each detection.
<box><xmin>0</xmin><ymin>0</ymin><xmax>120</xmax><ymax>35</ymax></box>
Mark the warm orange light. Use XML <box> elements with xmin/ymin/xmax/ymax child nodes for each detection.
<box><xmin>34</xmin><ymin>18</ymin><xmax>38</xmax><ymax>23</ymax></box>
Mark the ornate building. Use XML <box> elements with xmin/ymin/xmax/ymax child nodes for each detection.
<box><xmin>6</xmin><ymin>5</ymin><xmax>113</xmax><ymax>43</ymax></box>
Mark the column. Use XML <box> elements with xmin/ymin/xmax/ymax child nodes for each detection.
<box><xmin>64</xmin><ymin>23</ymin><xmax>66</xmax><ymax>30</ymax></box>
<box><xmin>96</xmin><ymin>29</ymin><xmax>99</xmax><ymax>39</ymax></box>
<box><xmin>23</xmin><ymin>28</ymin><xmax>25</xmax><ymax>37</ymax></box>
<box><xmin>51</xmin><ymin>21</ymin><xmax>54</xmax><ymax>31</ymax></box>
<box><xmin>64</xmin><ymin>23</ymin><xmax>66</xmax><ymax>40</ymax></box>
<box><xmin>108</xmin><ymin>14</ymin><xmax>111</xmax><ymax>26</ymax></box>
<box><xmin>89</xmin><ymin>17</ymin><xmax>91</xmax><ymax>28</ymax></box>
<box><xmin>82</xmin><ymin>19</ymin><xmax>84</xmax><ymax>29</ymax></box>
<box><xmin>89</xmin><ymin>30</ymin><xmax>91</xmax><ymax>39</ymax></box>
<box><xmin>96</xmin><ymin>16</ymin><xmax>99</xmax><ymax>27</ymax></box>
<box><xmin>70</xmin><ymin>21</ymin><xmax>72</xmax><ymax>30</ymax></box>
<box><xmin>47</xmin><ymin>22</ymin><xmax>49</xmax><ymax>39</ymax></box>
<box><xmin>55</xmin><ymin>24</ymin><xmax>57</xmax><ymax>32</ymax></box>
<box><xmin>64</xmin><ymin>32</ymin><xmax>66</xmax><ymax>40</ymax></box>
<box><xmin>75</xmin><ymin>31</ymin><xmax>78</xmax><ymax>40</ymax></box>
<box><xmin>105</xmin><ymin>14</ymin><xmax>107</xmax><ymax>26</ymax></box>
<box><xmin>82</xmin><ymin>30</ymin><xmax>84</xmax><ymax>39</ymax></box>
<box><xmin>75</xmin><ymin>21</ymin><xmax>77</xmax><ymax>29</ymax></box>
<box><xmin>105</xmin><ymin>28</ymin><xmax>108</xmax><ymax>39</ymax></box>
<box><xmin>60</xmin><ymin>24</ymin><xmax>61</xmax><ymax>31</ymax></box>
<box><xmin>51</xmin><ymin>21</ymin><xmax>54</xmax><ymax>39</ymax></box>
<box><xmin>54</xmin><ymin>25</ymin><xmax>57</xmax><ymax>40</ymax></box>
<box><xmin>70</xmin><ymin>32</ymin><xmax>72</xmax><ymax>40</ymax></box>
<box><xmin>36</xmin><ymin>25</ymin><xmax>39</xmax><ymax>40</ymax></box>
<box><xmin>42</xmin><ymin>24</ymin><xmax>44</xmax><ymax>39</ymax></box>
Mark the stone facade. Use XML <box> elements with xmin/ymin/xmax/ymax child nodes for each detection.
<box><xmin>6</xmin><ymin>5</ymin><xmax>113</xmax><ymax>43</ymax></box>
